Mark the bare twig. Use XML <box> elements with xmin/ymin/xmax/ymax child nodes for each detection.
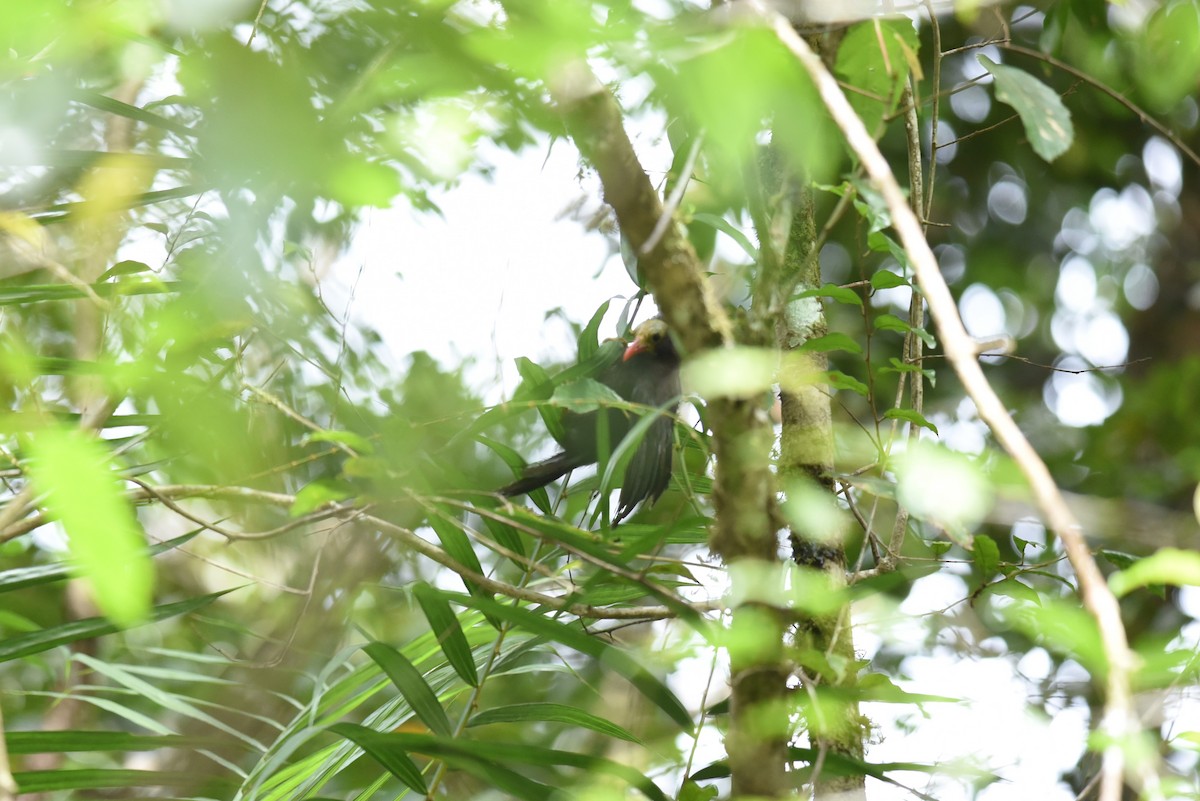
<box><xmin>643</xmin><ymin>130</ymin><xmax>705</xmax><ymax>255</ymax></box>
<box><xmin>762</xmin><ymin>10</ymin><xmax>1137</xmax><ymax>800</ymax></box>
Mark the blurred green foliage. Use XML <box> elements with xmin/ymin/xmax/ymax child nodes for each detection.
<box><xmin>1</xmin><ymin>0</ymin><xmax>1199</xmax><ymax>799</ymax></box>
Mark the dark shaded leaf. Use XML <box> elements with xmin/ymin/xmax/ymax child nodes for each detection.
<box><xmin>413</xmin><ymin>583</ymin><xmax>479</xmax><ymax>687</ymax></box>
<box><xmin>468</xmin><ymin>702</ymin><xmax>641</xmax><ymax>743</ymax></box>
<box><xmin>363</xmin><ymin>642</ymin><xmax>453</xmax><ymax>737</ymax></box>
<box><xmin>328</xmin><ymin>723</ymin><xmax>427</xmax><ymax>794</ymax></box>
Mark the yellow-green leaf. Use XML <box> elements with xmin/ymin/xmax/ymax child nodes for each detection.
<box><xmin>26</xmin><ymin>427</ymin><xmax>152</xmax><ymax>626</ymax></box>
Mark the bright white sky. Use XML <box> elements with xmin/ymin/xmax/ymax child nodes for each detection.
<box><xmin>334</xmin><ymin>139</ymin><xmax>655</xmax><ymax>404</ymax></box>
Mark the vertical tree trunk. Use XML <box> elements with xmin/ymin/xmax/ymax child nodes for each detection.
<box><xmin>778</xmin><ymin>182</ymin><xmax>867</xmax><ymax>798</ymax></box>
<box><xmin>709</xmin><ymin>398</ymin><xmax>790</xmax><ymax>798</ymax></box>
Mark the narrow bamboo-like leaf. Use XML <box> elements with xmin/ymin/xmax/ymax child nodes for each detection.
<box><xmin>413</xmin><ymin>583</ymin><xmax>479</xmax><ymax>687</ymax></box>
<box><xmin>0</xmin><ymin>530</ymin><xmax>197</xmax><ymax>594</ymax></box>
<box><xmin>468</xmin><ymin>703</ymin><xmax>641</xmax><ymax>743</ymax></box>
<box><xmin>432</xmin><ymin>589</ymin><xmax>693</xmax><ymax>731</ymax></box>
<box><xmin>384</xmin><ymin>732</ymin><xmax>668</xmax><ymax>801</ymax></box>
<box><xmin>426</xmin><ymin>510</ymin><xmax>497</xmax><ymax>617</ymax></box>
<box><xmin>34</xmin><ymin>186</ymin><xmax>207</xmax><ymax>224</ymax></box>
<box><xmin>494</xmin><ymin>507</ymin><xmax>703</xmax><ymax>625</ymax></box>
<box><xmin>0</xmin><ymin>590</ymin><xmax>226</xmax><ymax>663</ymax></box>
<box><xmin>0</xmin><ymin>280</ymin><xmax>180</xmax><ymax>306</ymax></box>
<box><xmin>328</xmin><ymin>723</ymin><xmax>428</xmax><ymax>794</ymax></box>
<box><xmin>690</xmin><ymin>212</ymin><xmax>759</xmax><ymax>261</ymax></box>
<box><xmin>362</xmin><ymin>642</ymin><xmax>453</xmax><ymax>737</ymax></box>
<box><xmin>73</xmin><ymin>653</ymin><xmax>265</xmax><ymax>748</ymax></box>
<box><xmin>14</xmin><ymin>768</ymin><xmax>237</xmax><ymax>793</ymax></box>
<box><xmin>1109</xmin><ymin>548</ymin><xmax>1200</xmax><ymax>597</ymax></box>
<box><xmin>26</xmin><ymin>426</ymin><xmax>153</xmax><ymax>626</ymax></box>
<box><xmin>550</xmin><ymin>378</ymin><xmax>625</xmax><ymax>412</ymax></box>
<box><xmin>979</xmin><ymin>55</ymin><xmax>1074</xmax><ymax>162</ymax></box>
<box><xmin>5</xmin><ymin>730</ymin><xmax>226</xmax><ymax>754</ymax></box>
<box><xmin>578</xmin><ymin>299</ymin><xmax>612</xmax><ymax>362</ymax></box>
<box><xmin>71</xmin><ymin>89</ymin><xmax>195</xmax><ymax>137</ymax></box>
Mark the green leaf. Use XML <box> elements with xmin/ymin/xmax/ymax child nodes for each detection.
<box><xmin>835</xmin><ymin>19</ymin><xmax>920</xmax><ymax>135</ymax></box>
<box><xmin>0</xmin><ymin>590</ymin><xmax>226</xmax><ymax>663</ymax></box>
<box><xmin>98</xmin><ymin>259</ymin><xmax>151</xmax><ymax>280</ymax></box>
<box><xmin>72</xmin><ymin>89</ymin><xmax>195</xmax><ymax>137</ymax></box>
<box><xmin>381</xmin><ymin>732</ymin><xmax>668</xmax><ymax>801</ymax></box>
<box><xmin>512</xmin><ymin>356</ymin><xmax>554</xmax><ymax>401</ymax></box>
<box><xmin>433</xmin><ymin>588</ymin><xmax>694</xmax><ymax>731</ymax></box>
<box><xmin>978</xmin><ymin>55</ymin><xmax>1074</xmax><ymax>162</ymax></box>
<box><xmin>549</xmin><ymin>378</ymin><xmax>625</xmax><ymax>413</ymax></box>
<box><xmin>427</xmin><ymin>508</ymin><xmax>495</xmax><ymax>608</ymax></box>
<box><xmin>468</xmin><ymin>702</ymin><xmax>641</xmax><ymax>743</ymax></box>
<box><xmin>870</xmin><ymin>269</ymin><xmax>909</xmax><ymax>290</ymax></box>
<box><xmin>857</xmin><ymin>672</ymin><xmax>958</xmax><ymax>704</ymax></box>
<box><xmin>799</xmin><ymin>332</ymin><xmax>863</xmax><ymax>355</ymax></box>
<box><xmin>972</xmin><ymin>534</ymin><xmax>1000</xmax><ymax>576</ymax></box>
<box><xmin>825</xmin><ymin>370</ymin><xmax>869</xmax><ymax>397</ymax></box>
<box><xmin>0</xmin><ymin>281</ymin><xmax>179</xmax><ymax>306</ymax></box>
<box><xmin>4</xmin><ymin>730</ymin><xmax>226</xmax><ymax>754</ymax></box>
<box><xmin>0</xmin><ymin>529</ymin><xmax>197</xmax><ymax>594</ymax></box>
<box><xmin>680</xmin><ymin>779</ymin><xmax>721</xmax><ymax>801</ymax></box>
<box><xmin>328</xmin><ymin>158</ymin><xmax>402</xmax><ymax>208</ymax></box>
<box><xmin>328</xmin><ymin>723</ymin><xmax>427</xmax><ymax>795</ymax></box>
<box><xmin>413</xmin><ymin>583</ymin><xmax>479</xmax><ymax>687</ymax></box>
<box><xmin>883</xmin><ymin>408</ymin><xmax>939</xmax><ymax>434</ymax></box>
<box><xmin>303</xmin><ymin>429</ymin><xmax>374</xmax><ymax>453</ymax></box>
<box><xmin>795</xmin><ymin>283</ymin><xmax>863</xmax><ymax>307</ymax></box>
<box><xmin>363</xmin><ymin>642</ymin><xmax>453</xmax><ymax>737</ymax></box>
<box><xmin>26</xmin><ymin>426</ymin><xmax>152</xmax><ymax>626</ymax></box>
<box><xmin>290</xmin><ymin>479</ymin><xmax>353</xmax><ymax>516</ymax></box>
<box><xmin>1109</xmin><ymin>548</ymin><xmax>1200</xmax><ymax>597</ymax></box>
<box><xmin>578</xmin><ymin>299</ymin><xmax>611</xmax><ymax>362</ymax></box>
<box><xmin>690</xmin><ymin>213</ymin><xmax>759</xmax><ymax>262</ymax></box>
<box><xmin>984</xmin><ymin>577</ymin><xmax>1042</xmax><ymax>606</ymax></box>
<box><xmin>14</xmin><ymin>769</ymin><xmax>235</xmax><ymax>794</ymax></box>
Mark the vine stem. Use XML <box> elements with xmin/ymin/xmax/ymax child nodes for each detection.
<box><xmin>757</xmin><ymin>7</ymin><xmax>1138</xmax><ymax>800</ymax></box>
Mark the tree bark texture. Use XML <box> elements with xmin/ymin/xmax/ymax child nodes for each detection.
<box><xmin>558</xmin><ymin>74</ymin><xmax>793</xmax><ymax>799</ymax></box>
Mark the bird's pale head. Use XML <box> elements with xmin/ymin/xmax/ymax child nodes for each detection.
<box><xmin>623</xmin><ymin>318</ymin><xmax>675</xmax><ymax>362</ymax></box>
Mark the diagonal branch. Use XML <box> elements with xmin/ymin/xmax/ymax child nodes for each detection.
<box><xmin>759</xmin><ymin>7</ymin><xmax>1137</xmax><ymax>801</ymax></box>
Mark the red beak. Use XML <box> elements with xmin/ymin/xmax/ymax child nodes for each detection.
<box><xmin>623</xmin><ymin>339</ymin><xmax>647</xmax><ymax>362</ymax></box>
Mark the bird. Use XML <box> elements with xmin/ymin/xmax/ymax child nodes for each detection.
<box><xmin>500</xmin><ymin>318</ymin><xmax>681</xmax><ymax>522</ymax></box>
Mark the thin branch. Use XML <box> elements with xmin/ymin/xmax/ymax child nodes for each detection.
<box><xmin>762</xmin><ymin>10</ymin><xmax>1137</xmax><ymax>801</ymax></box>
<box><xmin>642</xmin><ymin>129</ymin><xmax>705</xmax><ymax>255</ymax></box>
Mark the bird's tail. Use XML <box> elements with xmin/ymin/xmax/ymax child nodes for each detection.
<box><xmin>498</xmin><ymin>451</ymin><xmax>582</xmax><ymax>497</ymax></box>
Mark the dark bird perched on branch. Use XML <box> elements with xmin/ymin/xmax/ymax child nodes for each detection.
<box><xmin>500</xmin><ymin>318</ymin><xmax>681</xmax><ymax>522</ymax></box>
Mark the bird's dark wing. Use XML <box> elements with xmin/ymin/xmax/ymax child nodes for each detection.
<box><xmin>614</xmin><ymin>413</ymin><xmax>675</xmax><ymax>522</ymax></box>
